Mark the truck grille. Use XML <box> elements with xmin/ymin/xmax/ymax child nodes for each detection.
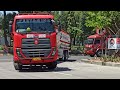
<box><xmin>21</xmin><ymin>38</ymin><xmax>51</xmax><ymax>57</ymax></box>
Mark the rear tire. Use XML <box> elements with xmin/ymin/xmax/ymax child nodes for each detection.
<box><xmin>63</xmin><ymin>50</ymin><xmax>69</xmax><ymax>61</ymax></box>
<box><xmin>47</xmin><ymin>61</ymin><xmax>57</xmax><ymax>70</ymax></box>
<box><xmin>90</xmin><ymin>55</ymin><xmax>95</xmax><ymax>57</ymax></box>
<box><xmin>13</xmin><ymin>62</ymin><xmax>22</xmax><ymax>71</ymax></box>
<box><xmin>96</xmin><ymin>50</ymin><xmax>102</xmax><ymax>57</ymax></box>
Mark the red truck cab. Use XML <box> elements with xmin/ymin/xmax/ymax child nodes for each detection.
<box><xmin>9</xmin><ymin>13</ymin><xmax>61</xmax><ymax>71</ymax></box>
<box><xmin>84</xmin><ymin>34</ymin><xmax>102</xmax><ymax>57</ymax></box>
<box><xmin>84</xmin><ymin>28</ymin><xmax>108</xmax><ymax>57</ymax></box>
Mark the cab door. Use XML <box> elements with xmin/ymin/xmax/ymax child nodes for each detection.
<box><xmin>94</xmin><ymin>39</ymin><xmax>101</xmax><ymax>51</ymax></box>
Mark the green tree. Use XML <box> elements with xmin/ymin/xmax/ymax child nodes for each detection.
<box><xmin>85</xmin><ymin>11</ymin><xmax>111</xmax><ymax>30</ymax></box>
<box><xmin>3</xmin><ymin>11</ymin><xmax>8</xmax><ymax>46</ymax></box>
<box><xmin>85</xmin><ymin>11</ymin><xmax>120</xmax><ymax>35</ymax></box>
<box><xmin>1</xmin><ymin>11</ymin><xmax>16</xmax><ymax>46</ymax></box>
<box><xmin>53</xmin><ymin>11</ymin><xmax>93</xmax><ymax>46</ymax></box>
<box><xmin>85</xmin><ymin>11</ymin><xmax>120</xmax><ymax>56</ymax></box>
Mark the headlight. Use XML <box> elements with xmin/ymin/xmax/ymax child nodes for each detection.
<box><xmin>52</xmin><ymin>47</ymin><xmax>56</xmax><ymax>56</ymax></box>
<box><xmin>16</xmin><ymin>48</ymin><xmax>22</xmax><ymax>57</ymax></box>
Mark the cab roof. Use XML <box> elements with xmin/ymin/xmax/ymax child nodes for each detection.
<box><xmin>14</xmin><ymin>14</ymin><xmax>54</xmax><ymax>19</ymax></box>
<box><xmin>88</xmin><ymin>34</ymin><xmax>102</xmax><ymax>39</ymax></box>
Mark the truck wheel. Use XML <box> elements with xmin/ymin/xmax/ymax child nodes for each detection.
<box><xmin>14</xmin><ymin>62</ymin><xmax>22</xmax><ymax>71</ymax></box>
<box><xmin>58</xmin><ymin>58</ymin><xmax>63</xmax><ymax>61</ymax></box>
<box><xmin>63</xmin><ymin>50</ymin><xmax>69</xmax><ymax>61</ymax></box>
<box><xmin>47</xmin><ymin>61</ymin><xmax>57</xmax><ymax>70</ymax></box>
<box><xmin>90</xmin><ymin>55</ymin><xmax>95</xmax><ymax>57</ymax></box>
<box><xmin>96</xmin><ymin>50</ymin><xmax>102</xmax><ymax>57</ymax></box>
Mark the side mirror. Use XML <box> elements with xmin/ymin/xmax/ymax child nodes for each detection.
<box><xmin>9</xmin><ymin>21</ymin><xmax>13</xmax><ymax>33</ymax></box>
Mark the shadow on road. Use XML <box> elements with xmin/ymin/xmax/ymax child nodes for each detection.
<box><xmin>57</xmin><ymin>59</ymin><xmax>76</xmax><ymax>64</ymax></box>
<box><xmin>53</xmin><ymin>67</ymin><xmax>72</xmax><ymax>72</ymax></box>
<box><xmin>18</xmin><ymin>66</ymin><xmax>72</xmax><ymax>72</ymax></box>
<box><xmin>16</xmin><ymin>59</ymin><xmax>76</xmax><ymax>72</ymax></box>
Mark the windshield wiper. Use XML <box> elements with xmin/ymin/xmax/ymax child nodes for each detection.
<box><xmin>18</xmin><ymin>31</ymin><xmax>32</xmax><ymax>34</ymax></box>
<box><xmin>18</xmin><ymin>30</ymin><xmax>54</xmax><ymax>34</ymax></box>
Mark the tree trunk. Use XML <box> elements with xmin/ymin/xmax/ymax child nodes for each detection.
<box><xmin>3</xmin><ymin>11</ymin><xmax>8</xmax><ymax>46</ymax></box>
<box><xmin>73</xmin><ymin>37</ymin><xmax>76</xmax><ymax>45</ymax></box>
<box><xmin>101</xmin><ymin>34</ymin><xmax>104</xmax><ymax>56</ymax></box>
<box><xmin>81</xmin><ymin>35</ymin><xmax>84</xmax><ymax>46</ymax></box>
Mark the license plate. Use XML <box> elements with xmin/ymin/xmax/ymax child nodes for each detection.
<box><xmin>32</xmin><ymin>57</ymin><xmax>41</xmax><ymax>61</ymax></box>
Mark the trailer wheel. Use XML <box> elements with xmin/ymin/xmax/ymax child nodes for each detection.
<box><xmin>47</xmin><ymin>61</ymin><xmax>57</xmax><ymax>70</ymax></box>
<box><xmin>96</xmin><ymin>50</ymin><xmax>102</xmax><ymax>57</ymax></box>
<box><xmin>63</xmin><ymin>50</ymin><xmax>69</xmax><ymax>61</ymax></box>
<box><xmin>13</xmin><ymin>62</ymin><xmax>22</xmax><ymax>71</ymax></box>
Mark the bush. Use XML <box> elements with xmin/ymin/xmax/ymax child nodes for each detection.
<box><xmin>100</xmin><ymin>55</ymin><xmax>120</xmax><ymax>63</ymax></box>
<box><xmin>0</xmin><ymin>45</ymin><xmax>3</xmax><ymax>50</ymax></box>
<box><xmin>70</xmin><ymin>45</ymin><xmax>84</xmax><ymax>55</ymax></box>
<box><xmin>71</xmin><ymin>45</ymin><xmax>84</xmax><ymax>51</ymax></box>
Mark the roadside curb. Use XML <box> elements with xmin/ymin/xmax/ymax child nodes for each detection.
<box><xmin>81</xmin><ymin>59</ymin><xmax>120</xmax><ymax>67</ymax></box>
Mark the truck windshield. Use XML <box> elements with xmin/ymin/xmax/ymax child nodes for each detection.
<box><xmin>94</xmin><ymin>39</ymin><xmax>100</xmax><ymax>44</ymax></box>
<box><xmin>87</xmin><ymin>38</ymin><xmax>94</xmax><ymax>44</ymax></box>
<box><xmin>16</xmin><ymin>19</ymin><xmax>54</xmax><ymax>33</ymax></box>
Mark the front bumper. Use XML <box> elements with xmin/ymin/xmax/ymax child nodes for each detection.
<box><xmin>14</xmin><ymin>56</ymin><xmax>57</xmax><ymax>64</ymax></box>
<box><xmin>14</xmin><ymin>48</ymin><xmax>58</xmax><ymax>64</ymax></box>
<box><xmin>85</xmin><ymin>50</ymin><xmax>95</xmax><ymax>55</ymax></box>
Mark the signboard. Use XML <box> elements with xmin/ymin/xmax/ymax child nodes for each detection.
<box><xmin>108</xmin><ymin>38</ymin><xmax>120</xmax><ymax>49</ymax></box>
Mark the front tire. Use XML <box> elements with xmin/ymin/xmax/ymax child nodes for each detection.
<box><xmin>47</xmin><ymin>61</ymin><xmax>57</xmax><ymax>70</ymax></box>
<box><xmin>96</xmin><ymin>50</ymin><xmax>102</xmax><ymax>57</ymax></box>
<box><xmin>13</xmin><ymin>62</ymin><xmax>22</xmax><ymax>71</ymax></box>
<box><xmin>90</xmin><ymin>55</ymin><xmax>95</xmax><ymax>57</ymax></box>
<box><xmin>63</xmin><ymin>50</ymin><xmax>69</xmax><ymax>61</ymax></box>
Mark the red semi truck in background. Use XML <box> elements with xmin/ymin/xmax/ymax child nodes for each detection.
<box><xmin>9</xmin><ymin>13</ymin><xmax>70</xmax><ymax>71</ymax></box>
<box><xmin>84</xmin><ymin>28</ymin><xmax>109</xmax><ymax>57</ymax></box>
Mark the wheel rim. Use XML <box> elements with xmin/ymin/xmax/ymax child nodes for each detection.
<box><xmin>98</xmin><ymin>51</ymin><xmax>102</xmax><ymax>56</ymax></box>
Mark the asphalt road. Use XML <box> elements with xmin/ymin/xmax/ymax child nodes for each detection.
<box><xmin>0</xmin><ymin>55</ymin><xmax>91</xmax><ymax>62</ymax></box>
<box><xmin>0</xmin><ymin>55</ymin><xmax>120</xmax><ymax>79</ymax></box>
